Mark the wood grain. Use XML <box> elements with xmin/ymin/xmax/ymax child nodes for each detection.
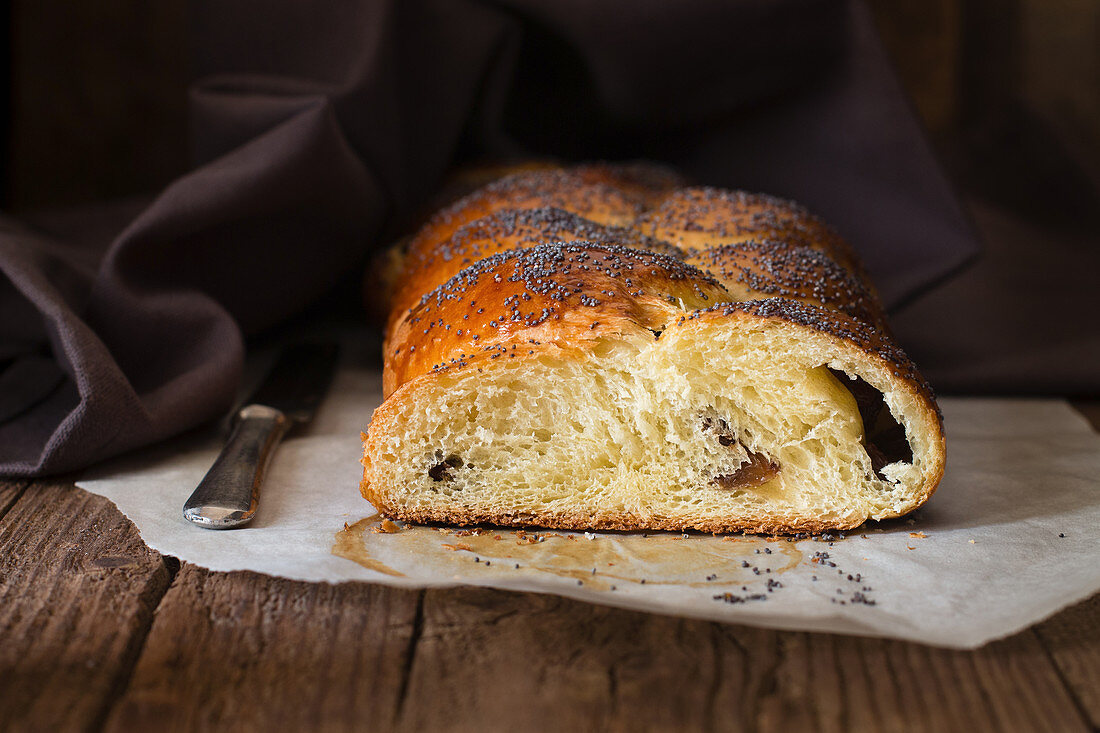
<box><xmin>1047</xmin><ymin>402</ymin><xmax>1100</xmax><ymax>726</ymax></box>
<box><xmin>394</xmin><ymin>587</ymin><xmax>763</xmax><ymax>732</ymax></box>
<box><xmin>0</xmin><ymin>480</ymin><xmax>28</xmax><ymax>519</ymax></box>
<box><xmin>2</xmin><ymin>397</ymin><xmax>1098</xmax><ymax>730</ymax></box>
<box><xmin>1035</xmin><ymin>593</ymin><xmax>1100</xmax><ymax>729</ymax></box>
<box><xmin>393</xmin><ymin>586</ymin><xmax>1092</xmax><ymax>733</ymax></box>
<box><xmin>104</xmin><ymin>564</ymin><xmax>422</xmax><ymax>732</ymax></box>
<box><xmin>0</xmin><ymin>478</ymin><xmax>1093</xmax><ymax>732</ymax></box>
<box><xmin>0</xmin><ymin>480</ymin><xmax>171</xmax><ymax>732</ymax></box>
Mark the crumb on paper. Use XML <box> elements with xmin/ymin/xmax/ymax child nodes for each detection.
<box><xmin>909</xmin><ymin>531</ymin><xmax>928</xmax><ymax>539</ymax></box>
<box><xmin>969</xmin><ymin>539</ymin><xmax>976</xmax><ymax>544</ymax></box>
<box><xmin>441</xmin><ymin>542</ymin><xmax>472</xmax><ymax>552</ymax></box>
<box><xmin>907</xmin><ymin>546</ymin><xmax>916</xmax><ymax>550</ymax></box>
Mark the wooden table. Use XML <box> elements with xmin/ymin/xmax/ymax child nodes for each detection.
<box><xmin>1</xmin><ymin>407</ymin><xmax>1098</xmax><ymax>732</ymax></box>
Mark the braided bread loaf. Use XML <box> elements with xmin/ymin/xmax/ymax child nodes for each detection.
<box><xmin>362</xmin><ymin>163</ymin><xmax>945</xmax><ymax>534</ymax></box>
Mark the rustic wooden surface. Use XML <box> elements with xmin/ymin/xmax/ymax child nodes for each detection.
<box><xmin>1</xmin><ymin>405</ymin><xmax>1097</xmax><ymax>732</ymax></box>
<box><xmin>0</xmin><ymin>480</ymin><xmax>171</xmax><ymax>732</ymax></box>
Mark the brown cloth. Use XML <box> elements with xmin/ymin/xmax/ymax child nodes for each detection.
<box><xmin>0</xmin><ymin>0</ymin><xmax>978</xmax><ymax>477</ymax></box>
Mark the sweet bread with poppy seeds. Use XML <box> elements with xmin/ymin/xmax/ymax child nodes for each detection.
<box><xmin>361</xmin><ymin>163</ymin><xmax>945</xmax><ymax>534</ymax></box>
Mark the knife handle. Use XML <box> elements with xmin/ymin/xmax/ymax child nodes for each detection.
<box><xmin>183</xmin><ymin>405</ymin><xmax>292</xmax><ymax>529</ymax></box>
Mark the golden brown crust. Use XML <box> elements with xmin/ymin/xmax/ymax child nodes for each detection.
<box><xmin>365</xmin><ymin>161</ymin><xmax>561</xmax><ymax>321</ymax></box>
<box><xmin>409</xmin><ymin>169</ymin><xmax>649</xmax><ymax>256</ymax></box>
<box><xmin>570</xmin><ymin>160</ymin><xmax>689</xmax><ymax>207</ymax></box>
<box><xmin>638</xmin><ymin>187</ymin><xmax>868</xmax><ymax>282</ymax></box>
<box><xmin>682</xmin><ymin>240</ymin><xmax>889</xmax><ymax>333</ymax></box>
<box><xmin>388</xmin><ymin>207</ymin><xmax>682</xmax><ymax>341</ymax></box>
<box><xmin>386</xmin><ymin>168</ymin><xmax>665</xmax><ymax>337</ymax></box>
<box><xmin>387</xmin><ymin>171</ymin><xmax>884</xmax><ymax>341</ymax></box>
<box><xmin>384</xmin><ymin>241</ymin><xmax>728</xmax><ymax>396</ymax></box>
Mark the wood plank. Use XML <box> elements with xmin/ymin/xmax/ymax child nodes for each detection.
<box><xmin>394</xmin><ymin>586</ymin><xmax>1091</xmax><ymax>732</ymax></box>
<box><xmin>812</xmin><ymin>630</ymin><xmax>1088</xmax><ymax>732</ymax></box>
<box><xmin>1037</xmin><ymin>401</ymin><xmax>1100</xmax><ymax>724</ymax></box>
<box><xmin>1039</xmin><ymin>402</ymin><xmax>1100</xmax><ymax>726</ymax></box>
<box><xmin>1035</xmin><ymin>593</ymin><xmax>1100</xmax><ymax>729</ymax></box>
<box><xmin>104</xmin><ymin>564</ymin><xmax>422</xmax><ymax>732</ymax></box>
<box><xmin>0</xmin><ymin>480</ymin><xmax>171</xmax><ymax>732</ymax></box>
<box><xmin>393</xmin><ymin>586</ymin><xmax>772</xmax><ymax>732</ymax></box>
<box><xmin>0</xmin><ymin>479</ymin><xmax>28</xmax><ymax>519</ymax></box>
<box><xmin>0</xmin><ymin>480</ymin><xmax>1088</xmax><ymax>731</ymax></box>
<box><xmin>7</xmin><ymin>393</ymin><xmax>1096</xmax><ymax>732</ymax></box>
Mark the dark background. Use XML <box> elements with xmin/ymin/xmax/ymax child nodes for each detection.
<box><xmin>2</xmin><ymin>0</ymin><xmax>1098</xmax><ymax>394</ymax></box>
<box><xmin>5</xmin><ymin>1</ymin><xmax>1098</xmax><ymax>221</ymax></box>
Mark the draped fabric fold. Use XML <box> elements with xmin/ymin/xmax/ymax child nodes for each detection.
<box><xmin>0</xmin><ymin>0</ymin><xmax>979</xmax><ymax>477</ymax></box>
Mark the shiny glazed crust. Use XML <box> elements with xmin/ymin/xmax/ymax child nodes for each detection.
<box><xmin>364</xmin><ymin>162</ymin><xmax>945</xmax><ymax>534</ymax></box>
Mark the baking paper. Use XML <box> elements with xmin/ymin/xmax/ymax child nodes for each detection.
<box><xmin>77</xmin><ymin>342</ymin><xmax>1100</xmax><ymax>649</ymax></box>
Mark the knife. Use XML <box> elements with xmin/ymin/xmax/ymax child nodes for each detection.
<box><xmin>183</xmin><ymin>341</ymin><xmax>340</xmax><ymax>529</ymax></box>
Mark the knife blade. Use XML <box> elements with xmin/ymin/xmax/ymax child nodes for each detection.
<box><xmin>183</xmin><ymin>341</ymin><xmax>340</xmax><ymax>529</ymax></box>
